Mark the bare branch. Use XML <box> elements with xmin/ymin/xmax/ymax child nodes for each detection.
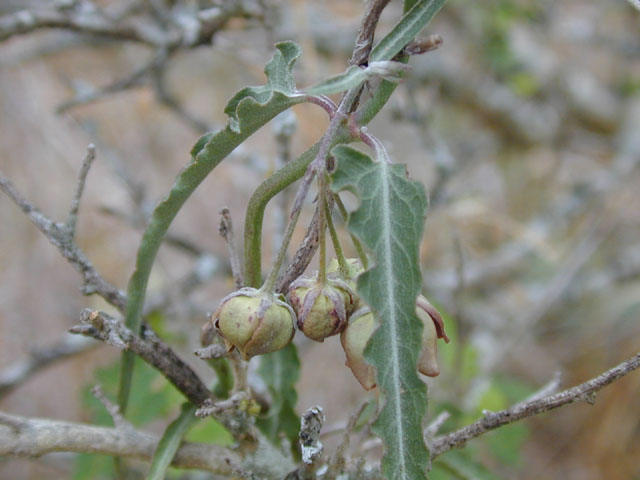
<box><xmin>350</xmin><ymin>0</ymin><xmax>392</xmax><ymax>66</ymax></box>
<box><xmin>276</xmin><ymin>204</ymin><xmax>321</xmax><ymax>294</ymax></box>
<box><xmin>326</xmin><ymin>400</ymin><xmax>369</xmax><ymax>477</ymax></box>
<box><xmin>430</xmin><ymin>351</ymin><xmax>640</xmax><ymax>458</ymax></box>
<box><xmin>513</xmin><ymin>371</ymin><xmax>562</xmax><ymax>408</ymax></box>
<box><xmin>0</xmin><ymin>172</ymin><xmax>127</xmax><ymax>311</ymax></box>
<box><xmin>0</xmin><ymin>335</ymin><xmax>96</xmax><ymax>397</ymax></box>
<box><xmin>0</xmin><ymin>7</ymin><xmax>162</xmax><ymax>45</ymax></box>
<box><xmin>276</xmin><ymin>193</ymin><xmax>336</xmax><ymax>294</ymax></box>
<box><xmin>65</xmin><ymin>143</ymin><xmax>96</xmax><ymax>237</ymax></box>
<box><xmin>424</xmin><ymin>411</ymin><xmax>451</xmax><ymax>441</ymax></box>
<box><xmin>0</xmin><ymin>3</ymin><xmax>254</xmax><ymax>48</ymax></box>
<box><xmin>0</xmin><ymin>411</ymin><xmax>241</xmax><ymax>474</ymax></box>
<box><xmin>286</xmin><ymin>407</ymin><xmax>325</xmax><ymax>479</ymax></box>
<box><xmin>194</xmin><ymin>343</ymin><xmax>228</xmax><ymax>360</ymax></box>
<box><xmin>56</xmin><ymin>51</ymin><xmax>165</xmax><ymax>113</ymax></box>
<box><xmin>299</xmin><ymin>406</ymin><xmax>325</xmax><ymax>465</ymax></box>
<box><xmin>195</xmin><ymin>392</ymin><xmax>250</xmax><ymax>418</ymax></box>
<box><xmin>91</xmin><ymin>385</ymin><xmax>133</xmax><ymax>431</ymax></box>
<box><xmin>70</xmin><ymin>309</ymin><xmax>212</xmax><ymax>406</ymax></box>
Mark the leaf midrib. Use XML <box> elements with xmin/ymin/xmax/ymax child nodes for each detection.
<box><xmin>379</xmin><ymin>163</ymin><xmax>407</xmax><ymax>477</ymax></box>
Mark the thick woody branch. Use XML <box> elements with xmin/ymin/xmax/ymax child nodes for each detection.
<box><xmin>0</xmin><ymin>411</ymin><xmax>240</xmax><ymax>474</ymax></box>
<box><xmin>70</xmin><ymin>309</ymin><xmax>212</xmax><ymax>406</ymax></box>
<box><xmin>430</xmin><ymin>351</ymin><xmax>640</xmax><ymax>458</ymax></box>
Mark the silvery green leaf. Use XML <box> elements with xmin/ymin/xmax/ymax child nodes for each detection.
<box><xmin>330</xmin><ymin>145</ymin><xmax>430</xmax><ymax>480</ymax></box>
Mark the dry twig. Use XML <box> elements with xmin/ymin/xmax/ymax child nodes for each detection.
<box><xmin>430</xmin><ymin>351</ymin><xmax>640</xmax><ymax>457</ymax></box>
<box><xmin>69</xmin><ymin>309</ymin><xmax>212</xmax><ymax>406</ymax></box>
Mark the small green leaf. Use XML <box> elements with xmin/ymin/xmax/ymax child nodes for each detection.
<box><xmin>146</xmin><ymin>403</ymin><xmax>198</xmax><ymax>480</ymax></box>
<box><xmin>306</xmin><ymin>0</ymin><xmax>446</xmax><ymax>97</ymax></box>
<box><xmin>370</xmin><ymin>0</ymin><xmax>447</xmax><ymax>63</ymax></box>
<box><xmin>257</xmin><ymin>343</ymin><xmax>301</xmax><ymax>446</ymax></box>
<box><xmin>119</xmin><ymin>41</ymin><xmax>307</xmax><ymax>413</ymax></box>
<box><xmin>307</xmin><ymin>62</ymin><xmax>410</xmax><ymax>96</ymax></box>
<box><xmin>306</xmin><ymin>65</ymin><xmax>368</xmax><ymax>96</ymax></box>
<box><xmin>330</xmin><ymin>146</ymin><xmax>429</xmax><ymax>480</ymax></box>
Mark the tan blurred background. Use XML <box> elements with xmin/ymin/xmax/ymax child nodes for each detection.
<box><xmin>1</xmin><ymin>0</ymin><xmax>639</xmax><ymax>478</ymax></box>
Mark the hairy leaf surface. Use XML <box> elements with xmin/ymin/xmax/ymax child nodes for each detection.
<box><xmin>120</xmin><ymin>41</ymin><xmax>306</xmax><ymax>412</ymax></box>
<box><xmin>330</xmin><ymin>146</ymin><xmax>429</xmax><ymax>480</ymax></box>
<box><xmin>369</xmin><ymin>0</ymin><xmax>447</xmax><ymax>63</ymax></box>
<box><xmin>305</xmin><ymin>0</ymin><xmax>446</xmax><ymax>96</ymax></box>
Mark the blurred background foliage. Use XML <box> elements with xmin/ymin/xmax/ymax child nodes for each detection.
<box><xmin>0</xmin><ymin>0</ymin><xmax>638</xmax><ymax>479</ymax></box>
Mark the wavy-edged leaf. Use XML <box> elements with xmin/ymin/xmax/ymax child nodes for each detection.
<box><xmin>330</xmin><ymin>146</ymin><xmax>429</xmax><ymax>480</ymax></box>
<box><xmin>256</xmin><ymin>344</ymin><xmax>300</xmax><ymax>446</ymax></box>
<box><xmin>146</xmin><ymin>402</ymin><xmax>198</xmax><ymax>480</ymax></box>
<box><xmin>370</xmin><ymin>0</ymin><xmax>446</xmax><ymax>63</ymax></box>
<box><xmin>225</xmin><ymin>41</ymin><xmax>303</xmax><ymax>133</ymax></box>
<box><xmin>119</xmin><ymin>41</ymin><xmax>307</xmax><ymax>412</ymax></box>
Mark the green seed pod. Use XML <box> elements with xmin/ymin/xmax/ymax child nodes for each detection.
<box><xmin>340</xmin><ymin>307</ymin><xmax>377</xmax><ymax>390</ymax></box>
<box><xmin>341</xmin><ymin>296</ymin><xmax>450</xmax><ymax>389</ymax></box>
<box><xmin>288</xmin><ymin>275</ymin><xmax>354</xmax><ymax>342</ymax></box>
<box><xmin>213</xmin><ymin>288</ymin><xmax>296</xmax><ymax>360</ymax></box>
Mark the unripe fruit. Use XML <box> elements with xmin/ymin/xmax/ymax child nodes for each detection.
<box><xmin>212</xmin><ymin>288</ymin><xmax>295</xmax><ymax>360</ymax></box>
<box><xmin>341</xmin><ymin>295</ymin><xmax>450</xmax><ymax>389</ymax></box>
<box><xmin>288</xmin><ymin>276</ymin><xmax>354</xmax><ymax>342</ymax></box>
<box><xmin>340</xmin><ymin>308</ymin><xmax>377</xmax><ymax>390</ymax></box>
<box><xmin>416</xmin><ymin>295</ymin><xmax>449</xmax><ymax>377</ymax></box>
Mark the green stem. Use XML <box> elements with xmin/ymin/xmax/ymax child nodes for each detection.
<box><xmin>119</xmin><ymin>126</ymin><xmax>257</xmax><ymax>413</ymax></box>
<box><xmin>334</xmin><ymin>193</ymin><xmax>369</xmax><ymax>269</ymax></box>
<box><xmin>260</xmin><ymin>93</ymin><xmax>357</xmax><ymax>292</ymax></box>
<box><xmin>324</xmin><ymin>196</ymin><xmax>349</xmax><ymax>277</ymax></box>
<box><xmin>242</xmin><ymin>64</ymin><xmax>402</xmax><ymax>290</ymax></box>
<box><xmin>244</xmin><ymin>142</ymin><xmax>320</xmax><ymax>288</ymax></box>
<box><xmin>317</xmin><ymin>179</ymin><xmax>328</xmax><ymax>284</ymax></box>
<box><xmin>261</xmin><ymin>168</ymin><xmax>315</xmax><ymax>293</ymax></box>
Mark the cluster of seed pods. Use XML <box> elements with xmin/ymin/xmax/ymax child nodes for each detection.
<box><xmin>210</xmin><ymin>259</ymin><xmax>449</xmax><ymax>389</ymax></box>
